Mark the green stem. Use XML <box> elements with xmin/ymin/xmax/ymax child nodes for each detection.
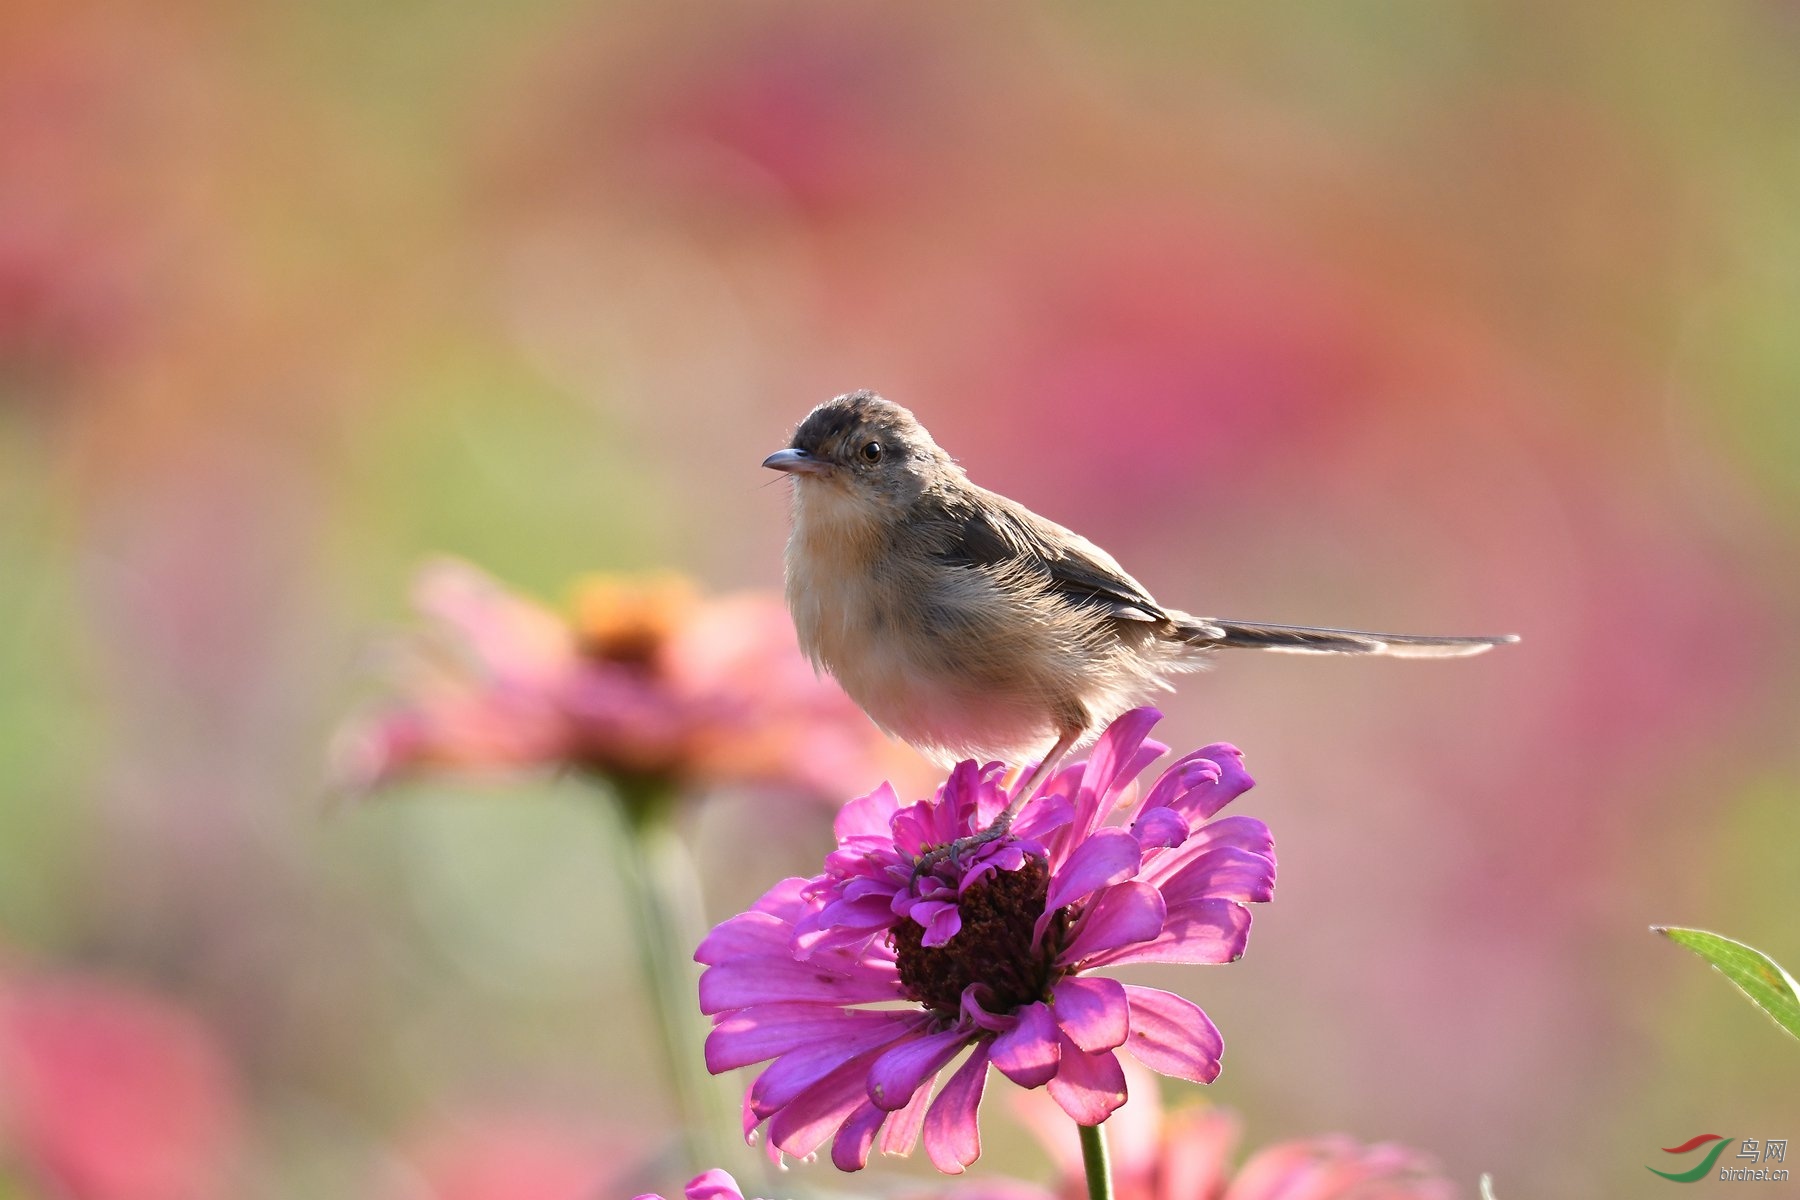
<box><xmin>1079</xmin><ymin>1121</ymin><xmax>1114</xmax><ymax>1200</ymax></box>
<box><xmin>607</xmin><ymin>784</ymin><xmax>734</xmax><ymax>1171</ymax></box>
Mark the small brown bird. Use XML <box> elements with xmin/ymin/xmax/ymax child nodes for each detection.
<box><xmin>764</xmin><ymin>390</ymin><xmax>1516</xmax><ymax>816</ymax></box>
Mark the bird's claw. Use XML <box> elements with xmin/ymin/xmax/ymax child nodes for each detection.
<box><xmin>910</xmin><ymin>811</ymin><xmax>1014</xmax><ymax>879</ymax></box>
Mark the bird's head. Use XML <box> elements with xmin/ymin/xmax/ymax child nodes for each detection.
<box><xmin>763</xmin><ymin>391</ymin><xmax>954</xmax><ymax>517</ymax></box>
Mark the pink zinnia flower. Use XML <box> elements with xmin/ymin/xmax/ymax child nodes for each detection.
<box><xmin>333</xmin><ymin>559</ymin><xmax>910</xmax><ymax>803</ymax></box>
<box><xmin>953</xmin><ymin>1061</ymin><xmax>1456</xmax><ymax>1200</ymax></box>
<box><xmin>636</xmin><ymin>1169</ymin><xmax>761</xmax><ymax>1200</ymax></box>
<box><xmin>697</xmin><ymin>708</ymin><xmax>1273</xmax><ymax>1174</ymax></box>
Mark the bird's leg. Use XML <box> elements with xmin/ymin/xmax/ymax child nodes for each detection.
<box><xmin>911</xmin><ymin>729</ymin><xmax>1082</xmax><ymax>879</ymax></box>
<box><xmin>997</xmin><ymin>728</ymin><xmax>1080</xmax><ymax>825</ymax></box>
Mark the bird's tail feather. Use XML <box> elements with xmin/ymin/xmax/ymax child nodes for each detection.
<box><xmin>1173</xmin><ymin>617</ymin><xmax>1517</xmax><ymax>659</ymax></box>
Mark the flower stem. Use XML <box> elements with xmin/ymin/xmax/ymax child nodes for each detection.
<box><xmin>1078</xmin><ymin>1121</ymin><xmax>1114</xmax><ymax>1200</ymax></box>
<box><xmin>606</xmin><ymin>782</ymin><xmax>735</xmax><ymax>1171</ymax></box>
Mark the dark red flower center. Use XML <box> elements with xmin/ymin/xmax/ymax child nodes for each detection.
<box><xmin>891</xmin><ymin>855</ymin><xmax>1069</xmax><ymax>1018</ymax></box>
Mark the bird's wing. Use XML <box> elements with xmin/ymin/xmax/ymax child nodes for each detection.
<box><xmin>928</xmin><ymin>488</ymin><xmax>1168</xmax><ymax>624</ymax></box>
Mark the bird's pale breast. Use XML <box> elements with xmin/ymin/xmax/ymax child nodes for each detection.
<box><xmin>784</xmin><ymin>489</ymin><xmax>1171</xmax><ymax>763</ymax></box>
<box><xmin>785</xmin><ymin>508</ymin><xmax>1055</xmax><ymax>762</ymax></box>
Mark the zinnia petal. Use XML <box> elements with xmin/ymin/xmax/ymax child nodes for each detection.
<box><xmin>695</xmin><ymin>883</ymin><xmax>806</xmax><ymax>962</ymax></box>
<box><xmin>749</xmin><ymin>1014</ymin><xmax>931</xmax><ymax>1115</ymax></box>
<box><xmin>1176</xmin><ymin>743</ymin><xmax>1253</xmax><ymax>819</ymax></box>
<box><xmin>1121</xmin><ymin>985</ymin><xmax>1223</xmax><ymax>1083</ymax></box>
<box><xmin>1080</xmin><ymin>708</ymin><xmax>1165</xmax><ymax>807</ymax></box>
<box><xmin>1036</xmin><ymin>829</ymin><xmax>1141</xmax><ymax>942</ymax></box>
<box><xmin>830</xmin><ymin>1101</ymin><xmax>887</xmax><ymax>1172</ymax></box>
<box><xmin>1057</xmin><ymin>881</ymin><xmax>1167</xmax><ymax>967</ymax></box>
<box><xmin>917</xmin><ymin>903</ymin><xmax>964</xmax><ymax>948</ymax></box>
<box><xmin>922</xmin><ymin>1044</ymin><xmax>991</xmax><ymax>1173</ymax></box>
<box><xmin>834</xmin><ymin>782</ymin><xmax>902</xmax><ymax>840</ymax></box>
<box><xmin>698</xmin><ymin>951</ymin><xmax>900</xmax><ymax>1012</ymax></box>
<box><xmin>1050</xmin><ymin>976</ymin><xmax>1130</xmax><ymax>1054</ymax></box>
<box><xmin>868</xmin><ymin>1025</ymin><xmax>974</xmax><ymax>1111</ymax></box>
<box><xmin>685</xmin><ymin>1170</ymin><xmax>749</xmax><ymax>1200</ymax></box>
<box><xmin>706</xmin><ymin>1004</ymin><xmax>922</xmax><ymax>1073</ymax></box>
<box><xmin>764</xmin><ymin>1048</ymin><xmax>888</xmax><ymax>1162</ymax></box>
<box><xmin>1158</xmin><ymin>845</ymin><xmax>1276</xmax><ymax>907</ymax></box>
<box><xmin>1011</xmin><ymin>786</ymin><xmax>1075</xmax><ymax>842</ymax></box>
<box><xmin>1172</xmin><ymin>812</ymin><xmax>1273</xmax><ymax>858</ymax></box>
<box><xmin>793</xmin><ymin>896</ymin><xmax>895</xmax><ymax>956</ymax></box>
<box><xmin>990</xmin><ymin>1002</ymin><xmax>1060</xmax><ymax>1088</ymax></box>
<box><xmin>1082</xmin><ymin>897</ymin><xmax>1253</xmax><ymax>969</ymax></box>
<box><xmin>1045</xmin><ymin>1037</ymin><xmax>1127</xmax><ymax>1126</ymax></box>
<box><xmin>1138</xmin><ymin>750</ymin><xmax>1221</xmax><ymax>814</ymax></box>
<box><xmin>1062</xmin><ymin>709</ymin><xmax>1165</xmax><ymax>847</ymax></box>
<box><xmin>1129</xmin><ymin>805</ymin><xmax>1189</xmax><ymax>849</ymax></box>
<box><xmin>879</xmin><ymin>1077</ymin><xmax>934</xmax><ymax>1158</ymax></box>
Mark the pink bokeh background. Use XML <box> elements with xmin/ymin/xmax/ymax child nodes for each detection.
<box><xmin>2</xmin><ymin>3</ymin><xmax>1796</xmax><ymax>1197</ymax></box>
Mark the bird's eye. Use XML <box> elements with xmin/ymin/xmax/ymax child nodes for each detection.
<box><xmin>860</xmin><ymin>440</ymin><xmax>883</xmax><ymax>463</ymax></box>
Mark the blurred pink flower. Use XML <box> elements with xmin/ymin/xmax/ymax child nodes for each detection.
<box><xmin>389</xmin><ymin>1113</ymin><xmax>624</xmax><ymax>1200</ymax></box>
<box><xmin>889</xmin><ymin>207</ymin><xmax>1418</xmax><ymax>525</ymax></box>
<box><xmin>956</xmin><ymin>1061</ymin><xmax>1455</xmax><ymax>1200</ymax></box>
<box><xmin>0</xmin><ymin>969</ymin><xmax>242</xmax><ymax>1200</ymax></box>
<box><xmin>633</xmin><ymin>15</ymin><xmax>937</xmax><ymax>218</ymax></box>
<box><xmin>334</xmin><ymin>559</ymin><xmax>906</xmax><ymax>803</ymax></box>
<box><xmin>697</xmin><ymin>709</ymin><xmax>1273</xmax><ymax>1174</ymax></box>
<box><xmin>636</xmin><ymin>1168</ymin><xmax>761</xmax><ymax>1200</ymax></box>
<box><xmin>0</xmin><ymin>16</ymin><xmax>163</xmax><ymax>384</ymax></box>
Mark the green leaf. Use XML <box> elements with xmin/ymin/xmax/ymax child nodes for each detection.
<box><xmin>1654</xmin><ymin>926</ymin><xmax>1800</xmax><ymax>1042</ymax></box>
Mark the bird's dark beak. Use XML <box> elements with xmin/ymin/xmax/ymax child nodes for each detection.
<box><xmin>762</xmin><ymin>448</ymin><xmax>831</xmax><ymax>476</ymax></box>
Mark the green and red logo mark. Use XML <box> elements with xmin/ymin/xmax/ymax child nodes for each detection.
<box><xmin>1650</xmin><ymin>1134</ymin><xmax>1735</xmax><ymax>1182</ymax></box>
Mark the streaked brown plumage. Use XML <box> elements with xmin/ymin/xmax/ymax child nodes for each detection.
<box><xmin>765</xmin><ymin>390</ymin><xmax>1516</xmax><ymax>810</ymax></box>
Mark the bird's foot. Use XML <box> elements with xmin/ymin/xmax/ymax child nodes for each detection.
<box><xmin>910</xmin><ymin>811</ymin><xmax>1015</xmax><ymax>879</ymax></box>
